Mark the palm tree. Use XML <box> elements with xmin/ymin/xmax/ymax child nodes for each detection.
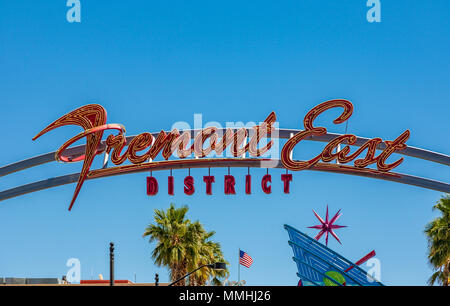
<box><xmin>424</xmin><ymin>195</ymin><xmax>450</xmax><ymax>286</ymax></box>
<box><xmin>143</xmin><ymin>204</ymin><xmax>193</xmax><ymax>285</ymax></box>
<box><xmin>188</xmin><ymin>231</ymin><xmax>229</xmax><ymax>286</ymax></box>
<box><xmin>143</xmin><ymin>203</ymin><xmax>228</xmax><ymax>286</ymax></box>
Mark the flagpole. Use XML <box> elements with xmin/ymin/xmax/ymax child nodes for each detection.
<box><xmin>238</xmin><ymin>248</ymin><xmax>240</xmax><ymax>284</ymax></box>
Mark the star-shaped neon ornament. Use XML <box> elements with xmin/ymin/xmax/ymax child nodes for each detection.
<box><xmin>308</xmin><ymin>205</ymin><xmax>347</xmax><ymax>246</ymax></box>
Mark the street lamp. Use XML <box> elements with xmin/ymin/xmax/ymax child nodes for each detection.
<box><xmin>155</xmin><ymin>273</ymin><xmax>159</xmax><ymax>286</ymax></box>
<box><xmin>168</xmin><ymin>262</ymin><xmax>227</xmax><ymax>286</ymax></box>
<box><xmin>109</xmin><ymin>242</ymin><xmax>114</xmax><ymax>286</ymax></box>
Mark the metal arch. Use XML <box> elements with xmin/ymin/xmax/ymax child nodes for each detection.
<box><xmin>0</xmin><ymin>158</ymin><xmax>449</xmax><ymax>202</ymax></box>
<box><xmin>0</xmin><ymin>127</ymin><xmax>448</xmax><ymax>203</ymax></box>
<box><xmin>1</xmin><ymin>129</ymin><xmax>449</xmax><ymax>177</ymax></box>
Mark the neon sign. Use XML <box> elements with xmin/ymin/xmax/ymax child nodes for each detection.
<box><xmin>31</xmin><ymin>99</ymin><xmax>412</xmax><ymax>210</ymax></box>
<box><xmin>145</xmin><ymin>170</ymin><xmax>293</xmax><ymax>197</ymax></box>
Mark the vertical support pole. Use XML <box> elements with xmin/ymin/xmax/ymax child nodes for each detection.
<box><xmin>289</xmin><ymin>133</ymin><xmax>294</xmax><ymax>160</ymax></box>
<box><xmin>102</xmin><ymin>150</ymin><xmax>110</xmax><ymax>169</ymax></box>
<box><xmin>241</xmin><ymin>136</ymin><xmax>247</xmax><ymax>158</ymax></box>
<box><xmin>336</xmin><ymin>144</ymin><xmax>341</xmax><ymax>165</ymax></box>
<box><xmin>148</xmin><ymin>137</ymin><xmax>155</xmax><ymax>163</ymax></box>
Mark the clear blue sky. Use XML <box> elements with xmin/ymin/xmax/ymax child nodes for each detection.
<box><xmin>0</xmin><ymin>0</ymin><xmax>449</xmax><ymax>285</ymax></box>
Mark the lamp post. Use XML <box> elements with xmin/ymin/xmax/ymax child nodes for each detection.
<box><xmin>168</xmin><ymin>262</ymin><xmax>226</xmax><ymax>286</ymax></box>
<box><xmin>109</xmin><ymin>242</ymin><xmax>114</xmax><ymax>286</ymax></box>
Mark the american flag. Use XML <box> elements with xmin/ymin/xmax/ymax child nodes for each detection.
<box><xmin>239</xmin><ymin>250</ymin><xmax>253</xmax><ymax>268</ymax></box>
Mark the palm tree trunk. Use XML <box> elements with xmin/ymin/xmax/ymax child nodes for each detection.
<box><xmin>171</xmin><ymin>262</ymin><xmax>188</xmax><ymax>286</ymax></box>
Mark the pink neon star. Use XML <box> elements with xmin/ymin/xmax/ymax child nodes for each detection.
<box><xmin>308</xmin><ymin>205</ymin><xmax>347</xmax><ymax>246</ymax></box>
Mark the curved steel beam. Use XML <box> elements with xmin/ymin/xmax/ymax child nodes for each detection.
<box><xmin>295</xmin><ymin>272</ymin><xmax>322</xmax><ymax>287</ymax></box>
<box><xmin>1</xmin><ymin>129</ymin><xmax>449</xmax><ymax>178</ymax></box>
<box><xmin>0</xmin><ymin>158</ymin><xmax>449</xmax><ymax>203</ymax></box>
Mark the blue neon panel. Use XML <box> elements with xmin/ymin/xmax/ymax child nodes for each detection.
<box><xmin>285</xmin><ymin>224</ymin><xmax>383</xmax><ymax>286</ymax></box>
